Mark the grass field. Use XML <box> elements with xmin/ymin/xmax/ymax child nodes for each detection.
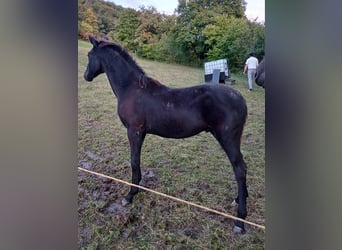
<box><xmin>78</xmin><ymin>40</ymin><xmax>265</xmax><ymax>249</ymax></box>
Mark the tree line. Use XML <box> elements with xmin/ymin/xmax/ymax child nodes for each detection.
<box><xmin>78</xmin><ymin>0</ymin><xmax>264</xmax><ymax>72</ymax></box>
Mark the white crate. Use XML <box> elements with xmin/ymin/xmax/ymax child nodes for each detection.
<box><xmin>204</xmin><ymin>59</ymin><xmax>229</xmax><ymax>77</ymax></box>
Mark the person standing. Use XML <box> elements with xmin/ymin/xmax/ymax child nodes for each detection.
<box><xmin>243</xmin><ymin>53</ymin><xmax>259</xmax><ymax>91</ymax></box>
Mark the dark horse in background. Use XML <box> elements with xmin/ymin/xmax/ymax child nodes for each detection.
<box><xmin>255</xmin><ymin>57</ymin><xmax>265</xmax><ymax>88</ymax></box>
<box><xmin>84</xmin><ymin>35</ymin><xmax>249</xmax><ymax>233</ymax></box>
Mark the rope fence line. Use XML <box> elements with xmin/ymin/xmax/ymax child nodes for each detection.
<box><xmin>78</xmin><ymin>167</ymin><xmax>265</xmax><ymax>231</ymax></box>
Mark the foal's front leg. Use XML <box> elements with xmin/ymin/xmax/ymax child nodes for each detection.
<box><xmin>122</xmin><ymin>128</ymin><xmax>146</xmax><ymax>206</ymax></box>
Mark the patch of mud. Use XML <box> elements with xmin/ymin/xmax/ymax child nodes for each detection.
<box><xmin>101</xmin><ymin>201</ymin><xmax>138</xmax><ymax>227</ymax></box>
<box><xmin>103</xmin><ymin>202</ymin><xmax>128</xmax><ymax>217</ymax></box>
<box><xmin>78</xmin><ymin>151</ymin><xmax>104</xmax><ymax>171</ymax></box>
<box><xmin>78</xmin><ymin>162</ymin><xmax>160</xmax><ymax>245</ymax></box>
<box><xmin>183</xmin><ymin>226</ymin><xmax>202</xmax><ymax>239</ymax></box>
<box><xmin>139</xmin><ymin>169</ymin><xmax>158</xmax><ymax>189</ymax></box>
<box><xmin>79</xmin><ymin>160</ymin><xmax>93</xmax><ymax>170</ymax></box>
<box><xmin>85</xmin><ymin>151</ymin><xmax>103</xmax><ymax>161</ymax></box>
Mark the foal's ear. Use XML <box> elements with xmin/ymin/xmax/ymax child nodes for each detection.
<box><xmin>88</xmin><ymin>35</ymin><xmax>99</xmax><ymax>47</ymax></box>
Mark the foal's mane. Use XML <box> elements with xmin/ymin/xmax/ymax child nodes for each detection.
<box><xmin>98</xmin><ymin>39</ymin><xmax>163</xmax><ymax>88</ymax></box>
<box><xmin>99</xmin><ymin>40</ymin><xmax>145</xmax><ymax>75</ymax></box>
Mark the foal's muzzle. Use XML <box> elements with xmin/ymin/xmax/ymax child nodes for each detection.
<box><xmin>84</xmin><ymin>71</ymin><xmax>93</xmax><ymax>82</ymax></box>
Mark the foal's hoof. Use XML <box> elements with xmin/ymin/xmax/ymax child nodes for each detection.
<box><xmin>121</xmin><ymin>198</ymin><xmax>130</xmax><ymax>207</ymax></box>
<box><xmin>233</xmin><ymin>226</ymin><xmax>245</xmax><ymax>234</ymax></box>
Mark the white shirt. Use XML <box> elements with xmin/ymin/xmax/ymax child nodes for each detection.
<box><xmin>245</xmin><ymin>56</ymin><xmax>259</xmax><ymax>70</ymax></box>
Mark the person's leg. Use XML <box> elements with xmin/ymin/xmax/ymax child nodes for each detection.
<box><xmin>248</xmin><ymin>69</ymin><xmax>256</xmax><ymax>90</ymax></box>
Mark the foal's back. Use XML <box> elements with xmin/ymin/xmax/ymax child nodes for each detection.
<box><xmin>129</xmin><ymin>83</ymin><xmax>247</xmax><ymax>138</ymax></box>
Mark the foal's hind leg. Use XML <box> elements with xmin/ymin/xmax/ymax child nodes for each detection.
<box><xmin>229</xmin><ymin>150</ymin><xmax>248</xmax><ymax>233</ymax></box>
<box><xmin>213</xmin><ymin>130</ymin><xmax>248</xmax><ymax>233</ymax></box>
<box><xmin>122</xmin><ymin>128</ymin><xmax>146</xmax><ymax>206</ymax></box>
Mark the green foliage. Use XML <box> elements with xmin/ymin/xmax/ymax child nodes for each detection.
<box><xmin>203</xmin><ymin>16</ymin><xmax>251</xmax><ymax>71</ymax></box>
<box><xmin>169</xmin><ymin>0</ymin><xmax>252</xmax><ymax>66</ymax></box>
<box><xmin>202</xmin><ymin>15</ymin><xmax>265</xmax><ymax>72</ymax></box>
<box><xmin>134</xmin><ymin>6</ymin><xmax>163</xmax><ymax>58</ymax></box>
<box><xmin>248</xmin><ymin>22</ymin><xmax>265</xmax><ymax>59</ymax></box>
<box><xmin>173</xmin><ymin>0</ymin><xmax>215</xmax><ymax>65</ymax></box>
<box><xmin>79</xmin><ymin>7</ymin><xmax>99</xmax><ymax>36</ymax></box>
<box><xmin>78</xmin><ymin>0</ymin><xmax>264</xmax><ymax>71</ymax></box>
<box><xmin>152</xmin><ymin>15</ymin><xmax>178</xmax><ymax>62</ymax></box>
<box><xmin>92</xmin><ymin>0</ymin><xmax>122</xmax><ymax>34</ymax></box>
<box><xmin>177</xmin><ymin>0</ymin><xmax>247</xmax><ymax>18</ymax></box>
<box><xmin>153</xmin><ymin>32</ymin><xmax>179</xmax><ymax>63</ymax></box>
<box><xmin>137</xmin><ymin>43</ymin><xmax>156</xmax><ymax>60</ymax></box>
<box><xmin>112</xmin><ymin>8</ymin><xmax>140</xmax><ymax>51</ymax></box>
<box><xmin>136</xmin><ymin>6</ymin><xmax>162</xmax><ymax>43</ymax></box>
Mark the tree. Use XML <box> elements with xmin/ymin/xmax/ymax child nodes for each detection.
<box><xmin>136</xmin><ymin>6</ymin><xmax>164</xmax><ymax>44</ymax></box>
<box><xmin>173</xmin><ymin>0</ymin><xmax>248</xmax><ymax>65</ymax></box>
<box><xmin>177</xmin><ymin>0</ymin><xmax>246</xmax><ymax>18</ymax></box>
<box><xmin>135</xmin><ymin>6</ymin><xmax>170</xmax><ymax>59</ymax></box>
<box><xmin>79</xmin><ymin>7</ymin><xmax>99</xmax><ymax>36</ymax></box>
<box><xmin>112</xmin><ymin>8</ymin><xmax>140</xmax><ymax>51</ymax></box>
<box><xmin>78</xmin><ymin>0</ymin><xmax>88</xmax><ymax>37</ymax></box>
<box><xmin>248</xmin><ymin>22</ymin><xmax>265</xmax><ymax>59</ymax></box>
<box><xmin>91</xmin><ymin>0</ymin><xmax>122</xmax><ymax>35</ymax></box>
<box><xmin>153</xmin><ymin>15</ymin><xmax>178</xmax><ymax>62</ymax></box>
<box><xmin>203</xmin><ymin>16</ymin><xmax>264</xmax><ymax>71</ymax></box>
<box><xmin>77</xmin><ymin>0</ymin><xmax>264</xmax><ymax>70</ymax></box>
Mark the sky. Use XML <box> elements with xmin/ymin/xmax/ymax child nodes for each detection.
<box><xmin>108</xmin><ymin>0</ymin><xmax>265</xmax><ymax>23</ymax></box>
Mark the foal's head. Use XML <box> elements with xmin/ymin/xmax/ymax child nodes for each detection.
<box><xmin>84</xmin><ymin>35</ymin><xmax>144</xmax><ymax>82</ymax></box>
<box><xmin>84</xmin><ymin>36</ymin><xmax>107</xmax><ymax>81</ymax></box>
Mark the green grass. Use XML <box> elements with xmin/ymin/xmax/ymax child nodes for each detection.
<box><xmin>78</xmin><ymin>40</ymin><xmax>265</xmax><ymax>249</ymax></box>
<box><xmin>78</xmin><ymin>39</ymin><xmax>92</xmax><ymax>49</ymax></box>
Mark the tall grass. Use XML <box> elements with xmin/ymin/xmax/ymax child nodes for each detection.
<box><xmin>78</xmin><ymin>40</ymin><xmax>265</xmax><ymax>249</ymax></box>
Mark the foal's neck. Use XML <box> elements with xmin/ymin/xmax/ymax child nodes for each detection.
<box><xmin>101</xmin><ymin>46</ymin><xmax>164</xmax><ymax>98</ymax></box>
<box><xmin>105</xmin><ymin>71</ymin><xmax>138</xmax><ymax>100</ymax></box>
